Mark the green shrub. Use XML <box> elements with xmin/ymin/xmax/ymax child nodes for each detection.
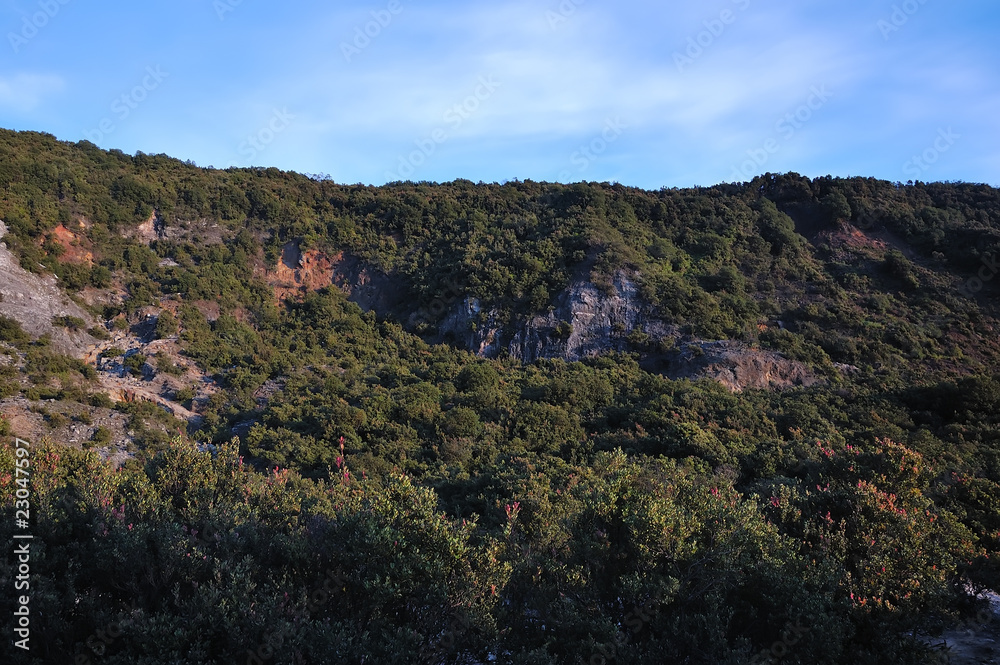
<box><xmin>155</xmin><ymin>310</ymin><xmax>179</xmax><ymax>339</ymax></box>
<box><xmin>123</xmin><ymin>353</ymin><xmax>147</xmax><ymax>378</ymax></box>
<box><xmin>155</xmin><ymin>351</ymin><xmax>184</xmax><ymax>376</ymax></box>
<box><xmin>89</xmin><ymin>392</ymin><xmax>115</xmax><ymax>408</ymax></box>
<box><xmin>91</xmin><ymin>425</ymin><xmax>112</xmax><ymax>446</ymax></box>
<box><xmin>88</xmin><ymin>326</ymin><xmax>111</xmax><ymax>340</ymax></box>
<box><xmin>174</xmin><ymin>386</ymin><xmax>195</xmax><ymax>404</ymax></box>
<box><xmin>0</xmin><ymin>315</ymin><xmax>31</xmax><ymax>347</ymax></box>
<box><xmin>89</xmin><ymin>264</ymin><xmax>113</xmax><ymax>288</ymax></box>
<box><xmin>46</xmin><ymin>412</ymin><xmax>69</xmax><ymax>428</ymax></box>
<box><xmin>53</xmin><ymin>315</ymin><xmax>87</xmax><ymax>331</ymax></box>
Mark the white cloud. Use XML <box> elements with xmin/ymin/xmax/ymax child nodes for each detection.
<box><xmin>0</xmin><ymin>73</ymin><xmax>64</xmax><ymax>112</ymax></box>
<box><xmin>154</xmin><ymin>0</ymin><xmax>997</xmax><ymax>187</ymax></box>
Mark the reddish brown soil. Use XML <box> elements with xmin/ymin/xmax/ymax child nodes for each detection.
<box><xmin>260</xmin><ymin>242</ymin><xmax>339</xmax><ymax>302</ymax></box>
<box><xmin>48</xmin><ymin>224</ymin><xmax>94</xmax><ymax>265</ymax></box>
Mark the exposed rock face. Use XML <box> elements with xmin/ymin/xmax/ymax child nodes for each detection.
<box><xmin>0</xmin><ymin>222</ymin><xmax>97</xmax><ymax>356</ymax></box>
<box><xmin>130</xmin><ymin>210</ymin><xmax>229</xmax><ymax>247</ymax></box>
<box><xmin>133</xmin><ymin>211</ymin><xmax>165</xmax><ymax>244</ymax></box>
<box><xmin>435</xmin><ymin>271</ymin><xmax>677</xmax><ymax>363</ymax></box>
<box><xmin>329</xmin><ymin>252</ymin><xmax>405</xmax><ymax>314</ymax></box>
<box><xmin>49</xmin><ymin>223</ymin><xmax>94</xmax><ymax>265</ymax></box>
<box><xmin>264</xmin><ymin>242</ymin><xmax>338</xmax><ymax>301</ymax></box>
<box><xmin>663</xmin><ymin>340</ymin><xmax>821</xmax><ymax>392</ymax></box>
<box><xmin>260</xmin><ymin>242</ymin><xmax>404</xmax><ymax>312</ymax></box>
<box><xmin>430</xmin><ymin>270</ymin><xmax>821</xmax><ymax>392</ymax></box>
<box><xmin>252</xmin><ymin>243</ymin><xmax>821</xmax><ymax>393</ymax></box>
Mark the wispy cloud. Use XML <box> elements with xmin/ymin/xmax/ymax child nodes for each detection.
<box><xmin>3</xmin><ymin>0</ymin><xmax>995</xmax><ymax>188</ymax></box>
<box><xmin>0</xmin><ymin>73</ymin><xmax>64</xmax><ymax>112</ymax></box>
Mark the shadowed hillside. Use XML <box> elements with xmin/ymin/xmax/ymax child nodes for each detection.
<box><xmin>2</xmin><ymin>129</ymin><xmax>1000</xmax><ymax>664</ymax></box>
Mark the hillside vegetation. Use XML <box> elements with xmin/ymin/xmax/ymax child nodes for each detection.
<box><xmin>2</xmin><ymin>129</ymin><xmax>1000</xmax><ymax>663</ymax></box>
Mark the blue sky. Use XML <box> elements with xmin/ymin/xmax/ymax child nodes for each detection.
<box><xmin>1</xmin><ymin>0</ymin><xmax>997</xmax><ymax>189</ymax></box>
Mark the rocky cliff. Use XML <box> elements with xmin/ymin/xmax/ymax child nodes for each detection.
<box><xmin>423</xmin><ymin>269</ymin><xmax>819</xmax><ymax>392</ymax></box>
<box><xmin>0</xmin><ymin>221</ymin><xmax>97</xmax><ymax>356</ymax></box>
<box><xmin>249</xmin><ymin>242</ymin><xmax>822</xmax><ymax>392</ymax></box>
<box><xmin>431</xmin><ymin>271</ymin><xmax>668</xmax><ymax>360</ymax></box>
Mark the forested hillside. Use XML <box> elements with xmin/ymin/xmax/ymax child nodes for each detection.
<box><xmin>2</xmin><ymin>128</ymin><xmax>1000</xmax><ymax>663</ymax></box>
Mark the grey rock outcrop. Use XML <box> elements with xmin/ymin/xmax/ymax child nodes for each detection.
<box><xmin>664</xmin><ymin>340</ymin><xmax>821</xmax><ymax>392</ymax></box>
<box><xmin>0</xmin><ymin>221</ymin><xmax>97</xmax><ymax>356</ymax></box>
<box><xmin>429</xmin><ymin>270</ymin><xmax>820</xmax><ymax>392</ymax></box>
<box><xmin>435</xmin><ymin>271</ymin><xmax>676</xmax><ymax>363</ymax></box>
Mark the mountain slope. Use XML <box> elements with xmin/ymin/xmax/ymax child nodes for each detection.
<box><xmin>2</xmin><ymin>129</ymin><xmax>1000</xmax><ymax>664</ymax></box>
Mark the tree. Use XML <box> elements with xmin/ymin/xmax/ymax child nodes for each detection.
<box><xmin>155</xmin><ymin>310</ymin><xmax>179</xmax><ymax>339</ymax></box>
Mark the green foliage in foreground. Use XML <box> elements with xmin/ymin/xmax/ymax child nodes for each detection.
<box><xmin>1</xmin><ymin>437</ymin><xmax>990</xmax><ymax>664</ymax></box>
